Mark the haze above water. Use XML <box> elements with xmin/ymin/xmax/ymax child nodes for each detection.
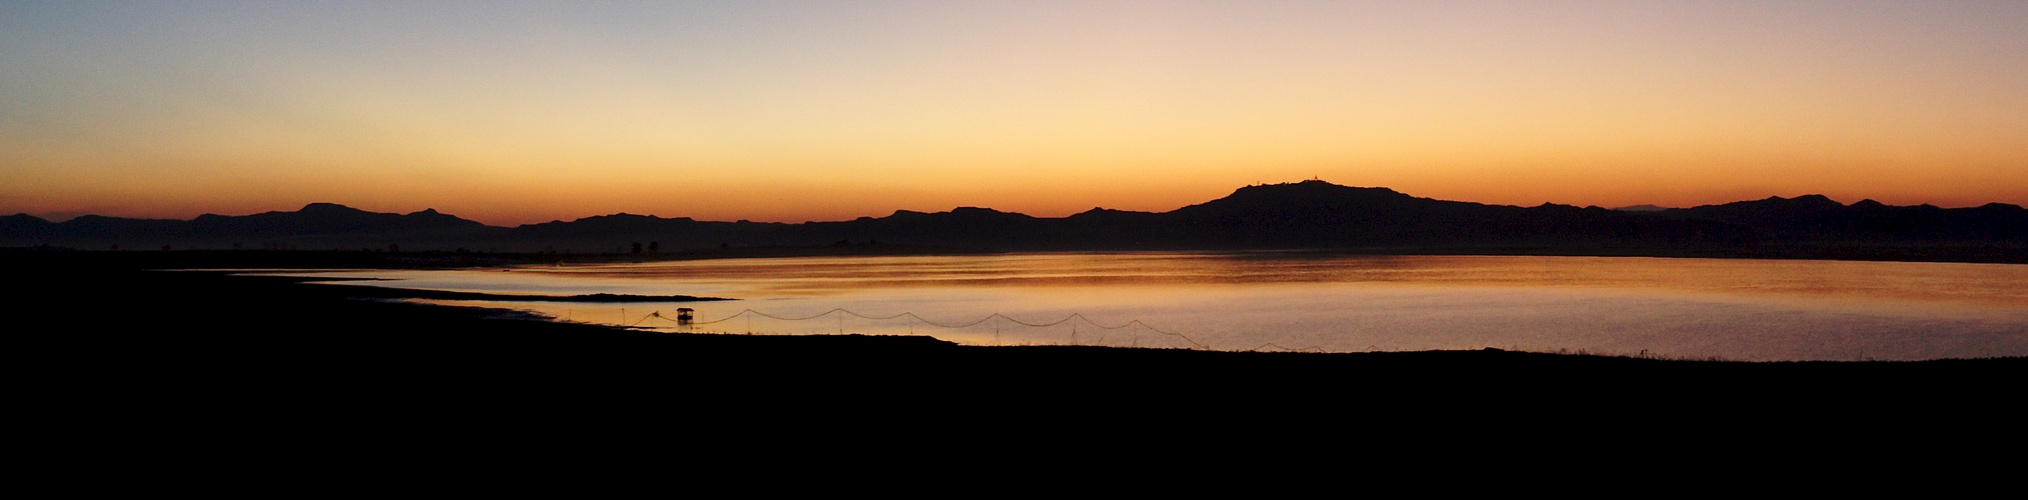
<box><xmin>285</xmin><ymin>253</ymin><xmax>2028</xmax><ymax>361</ymax></box>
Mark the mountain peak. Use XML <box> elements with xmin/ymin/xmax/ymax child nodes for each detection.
<box><xmin>943</xmin><ymin>207</ymin><xmax>1034</xmax><ymax>220</ymax></box>
<box><xmin>1710</xmin><ymin>194</ymin><xmax>1845</xmax><ymax>212</ymax></box>
<box><xmin>299</xmin><ymin>202</ymin><xmax>365</xmax><ymax>214</ymax></box>
<box><xmin>1068</xmin><ymin>207</ymin><xmax>1155</xmax><ymax>220</ymax></box>
<box><xmin>1242</xmin><ymin>179</ymin><xmax>1396</xmax><ymax>191</ymax></box>
<box><xmin>1240</xmin><ymin>181</ymin><xmax>1410</xmax><ymax>199</ymax></box>
<box><xmin>1192</xmin><ymin>181</ymin><xmax>1414</xmax><ymax>208</ymax></box>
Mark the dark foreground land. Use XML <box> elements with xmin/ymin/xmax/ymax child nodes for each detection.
<box><xmin>10</xmin><ymin>250</ymin><xmax>2023</xmax><ymax>456</ymax></box>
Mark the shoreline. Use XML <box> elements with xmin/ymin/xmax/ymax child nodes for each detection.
<box><xmin>295</xmin><ymin>281</ymin><xmax>733</xmax><ymax>303</ymax></box>
<box><xmin>18</xmin><ymin>258</ymin><xmax>2018</xmax><ymax>366</ymax></box>
<box><xmin>12</xmin><ymin>255</ymin><xmax>2022</xmax><ymax>436</ymax></box>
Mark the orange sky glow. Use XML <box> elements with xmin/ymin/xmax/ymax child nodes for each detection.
<box><xmin>4</xmin><ymin>2</ymin><xmax>2025</xmax><ymax>225</ymax></box>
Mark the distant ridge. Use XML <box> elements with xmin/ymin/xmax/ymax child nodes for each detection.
<box><xmin>2</xmin><ymin>203</ymin><xmax>500</xmax><ymax>250</ymax></box>
<box><xmin>6</xmin><ymin>181</ymin><xmax>2025</xmax><ymax>262</ymax></box>
<box><xmin>1660</xmin><ymin>194</ymin><xmax>2028</xmax><ymax>242</ymax></box>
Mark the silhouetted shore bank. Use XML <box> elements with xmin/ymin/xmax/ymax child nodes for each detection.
<box><xmin>14</xmin><ymin>254</ymin><xmax>2022</xmax><ymax>456</ymax></box>
<box><xmin>3</xmin><ymin>257</ymin><xmax>2013</xmax><ymax>460</ymax></box>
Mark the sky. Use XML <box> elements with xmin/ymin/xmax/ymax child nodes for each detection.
<box><xmin>3</xmin><ymin>1</ymin><xmax>2026</xmax><ymax>225</ymax></box>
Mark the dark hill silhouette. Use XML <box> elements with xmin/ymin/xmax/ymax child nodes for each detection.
<box><xmin>810</xmin><ymin>206</ymin><xmax>1047</xmax><ymax>249</ymax></box>
<box><xmin>1662</xmin><ymin>195</ymin><xmax>2028</xmax><ymax>242</ymax></box>
<box><xmin>2</xmin><ymin>213</ymin><xmax>56</xmax><ymax>240</ymax></box>
<box><xmin>1131</xmin><ymin>181</ymin><xmax>1752</xmax><ymax>249</ymax></box>
<box><xmin>1170</xmin><ymin>182</ymin><xmax>1522</xmax><ymax>247</ymax></box>
<box><xmin>190</xmin><ymin>203</ymin><xmax>488</xmax><ymax>238</ymax></box>
<box><xmin>5</xmin><ymin>181</ymin><xmax>2023</xmax><ymax>262</ymax></box>
<box><xmin>6</xmin><ymin>203</ymin><xmax>500</xmax><ymax>250</ymax></box>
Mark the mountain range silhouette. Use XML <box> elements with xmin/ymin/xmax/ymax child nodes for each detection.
<box><xmin>6</xmin><ymin>180</ymin><xmax>2024</xmax><ymax>260</ymax></box>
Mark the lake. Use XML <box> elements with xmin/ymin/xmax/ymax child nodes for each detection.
<box><xmin>276</xmin><ymin>252</ymin><xmax>2028</xmax><ymax>361</ymax></box>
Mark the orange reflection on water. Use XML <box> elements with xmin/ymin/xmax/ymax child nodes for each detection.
<box><xmin>503</xmin><ymin>253</ymin><xmax>2028</xmax><ymax>309</ymax></box>
<box><xmin>289</xmin><ymin>253</ymin><xmax>2028</xmax><ymax>361</ymax></box>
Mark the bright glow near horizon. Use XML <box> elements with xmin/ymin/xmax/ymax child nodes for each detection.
<box><xmin>4</xmin><ymin>1</ymin><xmax>2026</xmax><ymax>225</ymax></box>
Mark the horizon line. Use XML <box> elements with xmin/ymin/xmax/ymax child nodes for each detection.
<box><xmin>13</xmin><ymin>181</ymin><xmax>2022</xmax><ymax>227</ymax></box>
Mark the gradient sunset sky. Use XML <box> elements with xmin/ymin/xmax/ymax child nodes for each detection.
<box><xmin>4</xmin><ymin>1</ymin><xmax>2025</xmax><ymax>225</ymax></box>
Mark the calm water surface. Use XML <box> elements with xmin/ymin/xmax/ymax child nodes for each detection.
<box><xmin>278</xmin><ymin>253</ymin><xmax>2028</xmax><ymax>361</ymax></box>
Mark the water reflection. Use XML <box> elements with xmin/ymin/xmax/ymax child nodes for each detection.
<box><xmin>275</xmin><ymin>253</ymin><xmax>2028</xmax><ymax>361</ymax></box>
